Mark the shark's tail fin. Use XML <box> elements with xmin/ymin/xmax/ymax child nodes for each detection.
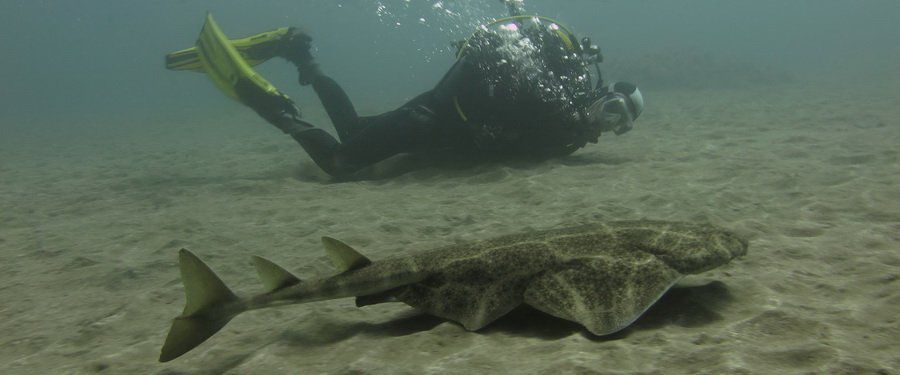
<box><xmin>159</xmin><ymin>249</ymin><xmax>240</xmax><ymax>362</ymax></box>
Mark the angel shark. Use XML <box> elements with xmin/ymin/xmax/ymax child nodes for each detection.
<box><xmin>159</xmin><ymin>220</ymin><xmax>748</xmax><ymax>362</ymax></box>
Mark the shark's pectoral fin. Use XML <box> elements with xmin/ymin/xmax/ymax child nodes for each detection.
<box><xmin>394</xmin><ymin>258</ymin><xmax>526</xmax><ymax>331</ymax></box>
<box><xmin>401</xmin><ymin>281</ymin><xmax>522</xmax><ymax>331</ymax></box>
<box><xmin>524</xmin><ymin>255</ymin><xmax>682</xmax><ymax>336</ymax></box>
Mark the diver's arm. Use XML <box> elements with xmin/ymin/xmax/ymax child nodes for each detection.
<box><xmin>500</xmin><ymin>0</ymin><xmax>526</xmax><ymax>16</ymax></box>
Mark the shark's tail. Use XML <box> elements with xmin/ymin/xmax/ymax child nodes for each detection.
<box><xmin>159</xmin><ymin>249</ymin><xmax>241</xmax><ymax>362</ymax></box>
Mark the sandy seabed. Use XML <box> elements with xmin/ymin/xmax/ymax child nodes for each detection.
<box><xmin>1</xmin><ymin>81</ymin><xmax>898</xmax><ymax>374</ymax></box>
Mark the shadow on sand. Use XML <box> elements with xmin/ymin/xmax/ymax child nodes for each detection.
<box><xmin>292</xmin><ymin>151</ymin><xmax>631</xmax><ymax>183</ymax></box>
<box><xmin>275</xmin><ymin>280</ymin><xmax>734</xmax><ymax>348</ymax></box>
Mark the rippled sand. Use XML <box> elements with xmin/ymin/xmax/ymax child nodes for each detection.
<box><xmin>1</xmin><ymin>81</ymin><xmax>898</xmax><ymax>374</ymax></box>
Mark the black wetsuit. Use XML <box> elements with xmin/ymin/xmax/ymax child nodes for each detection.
<box><xmin>283</xmin><ymin>75</ymin><xmax>474</xmax><ymax>176</ymax></box>
<box><xmin>277</xmin><ymin>23</ymin><xmax>600</xmax><ymax>177</ymax></box>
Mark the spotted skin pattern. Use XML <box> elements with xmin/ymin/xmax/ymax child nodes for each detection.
<box><xmin>354</xmin><ymin>220</ymin><xmax>748</xmax><ymax>334</ymax></box>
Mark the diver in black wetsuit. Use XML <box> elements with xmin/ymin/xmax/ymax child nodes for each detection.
<box><xmin>249</xmin><ymin>1</ymin><xmax>644</xmax><ymax>177</ymax></box>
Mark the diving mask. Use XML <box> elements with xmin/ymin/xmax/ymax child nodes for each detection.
<box><xmin>587</xmin><ymin>82</ymin><xmax>643</xmax><ymax>135</ymax></box>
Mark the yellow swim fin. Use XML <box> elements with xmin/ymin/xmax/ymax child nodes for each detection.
<box><xmin>193</xmin><ymin>14</ymin><xmax>279</xmax><ymax>101</ymax></box>
<box><xmin>186</xmin><ymin>14</ymin><xmax>299</xmax><ymax>118</ymax></box>
<box><xmin>165</xmin><ymin>26</ymin><xmax>291</xmax><ymax>72</ymax></box>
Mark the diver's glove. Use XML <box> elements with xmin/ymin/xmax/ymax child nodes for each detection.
<box><xmin>586</xmin><ymin>82</ymin><xmax>644</xmax><ymax>135</ymax></box>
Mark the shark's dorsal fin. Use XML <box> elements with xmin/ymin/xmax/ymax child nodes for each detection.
<box><xmin>252</xmin><ymin>256</ymin><xmax>301</xmax><ymax>293</ymax></box>
<box><xmin>322</xmin><ymin>236</ymin><xmax>372</xmax><ymax>273</ymax></box>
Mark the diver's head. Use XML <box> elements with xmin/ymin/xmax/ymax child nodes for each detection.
<box><xmin>587</xmin><ymin>82</ymin><xmax>644</xmax><ymax>135</ymax></box>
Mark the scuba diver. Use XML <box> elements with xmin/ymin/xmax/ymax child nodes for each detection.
<box><xmin>166</xmin><ymin>0</ymin><xmax>643</xmax><ymax>178</ymax></box>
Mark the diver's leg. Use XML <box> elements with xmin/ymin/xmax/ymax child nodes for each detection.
<box><xmin>267</xmin><ymin>118</ymin><xmax>346</xmax><ymax>176</ymax></box>
<box><xmin>279</xmin><ymin>104</ymin><xmax>454</xmax><ymax>177</ymax></box>
<box><xmin>273</xmin><ymin>32</ymin><xmax>461</xmax><ymax>176</ymax></box>
<box><xmin>276</xmin><ymin>30</ymin><xmax>365</xmax><ymax>142</ymax></box>
<box><xmin>276</xmin><ymin>121</ymin><xmax>379</xmax><ymax>177</ymax></box>
<box><xmin>329</xmin><ymin>101</ymin><xmax>473</xmax><ymax>174</ymax></box>
<box><xmin>334</xmin><ymin>109</ymin><xmax>437</xmax><ymax>167</ymax></box>
<box><xmin>266</xmin><ymin>115</ymin><xmax>376</xmax><ymax>177</ymax></box>
<box><xmin>310</xmin><ymin>75</ymin><xmax>365</xmax><ymax>142</ymax></box>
